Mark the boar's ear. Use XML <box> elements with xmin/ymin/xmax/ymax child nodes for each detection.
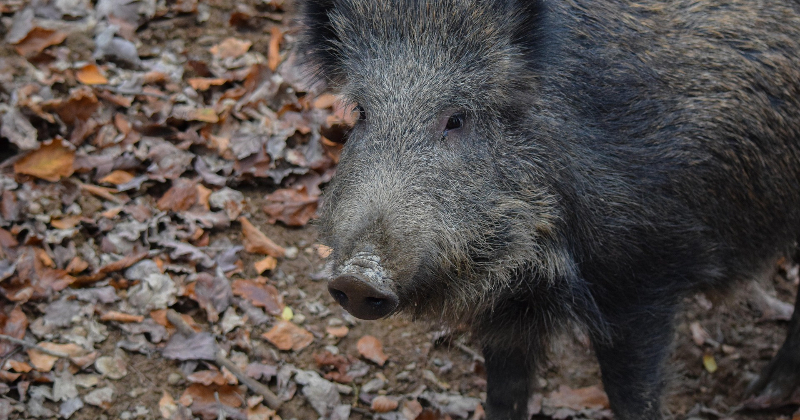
<box><xmin>299</xmin><ymin>0</ymin><xmax>345</xmax><ymax>85</ymax></box>
<box><xmin>507</xmin><ymin>0</ymin><xmax>557</xmax><ymax>70</ymax></box>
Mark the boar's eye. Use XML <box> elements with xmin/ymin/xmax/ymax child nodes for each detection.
<box><xmin>353</xmin><ymin>104</ymin><xmax>366</xmax><ymax>122</ymax></box>
<box><xmin>444</xmin><ymin>113</ymin><xmax>464</xmax><ymax>132</ymax></box>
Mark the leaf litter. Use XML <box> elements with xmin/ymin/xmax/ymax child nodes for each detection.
<box><xmin>0</xmin><ymin>0</ymin><xmax>792</xmax><ymax>419</ymax></box>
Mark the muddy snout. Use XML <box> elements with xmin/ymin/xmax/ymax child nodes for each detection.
<box><xmin>328</xmin><ymin>273</ymin><xmax>398</xmax><ymax>320</ymax></box>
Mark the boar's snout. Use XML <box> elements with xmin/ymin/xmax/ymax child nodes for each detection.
<box><xmin>328</xmin><ymin>273</ymin><xmax>399</xmax><ymax>320</ymax></box>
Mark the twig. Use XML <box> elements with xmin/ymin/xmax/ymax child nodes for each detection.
<box><xmin>165</xmin><ymin>310</ymin><xmax>283</xmax><ymax>410</ymax></box>
<box><xmin>454</xmin><ymin>341</ymin><xmax>485</xmax><ymax>363</ymax></box>
<box><xmin>0</xmin><ymin>334</ymin><xmax>70</xmax><ymax>358</ymax></box>
<box><xmin>99</xmin><ymin>85</ymin><xmax>171</xmax><ymax>100</ymax></box>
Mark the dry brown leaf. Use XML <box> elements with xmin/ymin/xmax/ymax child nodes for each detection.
<box><xmin>65</xmin><ymin>256</ymin><xmax>90</xmax><ymax>274</ymax></box>
<box><xmin>357</xmin><ymin>335</ymin><xmax>388</xmax><ymax>366</ymax></box>
<box><xmin>187</xmin><ymin>370</ymin><xmax>232</xmax><ymax>386</ymax></box>
<box><xmin>0</xmin><ymin>371</ymin><xmax>20</xmax><ymax>382</ymax></box>
<box><xmin>76</xmin><ymin>64</ymin><xmax>108</xmax><ymax>85</ymax></box>
<box><xmin>172</xmin><ymin>106</ymin><xmax>220</xmax><ymax>123</ymax></box>
<box><xmin>544</xmin><ymin>384</ymin><xmax>610</xmax><ymax>411</ymax></box>
<box><xmin>159</xmin><ymin>391</ymin><xmax>178</xmax><ymax>419</ymax></box>
<box><xmin>79</xmin><ymin>182</ymin><xmax>126</xmax><ymax>204</ymax></box>
<box><xmin>50</xmin><ymin>215</ymin><xmax>82</xmax><ymax>229</ymax></box>
<box><xmin>231</xmin><ymin>279</ymin><xmax>284</xmax><ymax>316</ymax></box>
<box><xmin>28</xmin><ymin>343</ymin><xmax>86</xmax><ymax>372</ymax></box>
<box><xmin>262</xmin><ymin>188</ymin><xmax>319</xmax><ymax>227</ymax></box>
<box><xmin>315</xmin><ymin>244</ymin><xmax>332</xmax><ymax>258</ymax></box>
<box><xmin>210</xmin><ymin>37</ymin><xmax>252</xmax><ymax>59</ymax></box>
<box><xmin>42</xmin><ymin>87</ymin><xmax>99</xmax><ymax>125</ymax></box>
<box><xmin>325</xmin><ymin>325</ymin><xmax>349</xmax><ymax>338</ymax></box>
<box><xmin>188</xmin><ymin>78</ymin><xmax>228</xmax><ymax>90</ymax></box>
<box><xmin>267</xmin><ymin>27</ymin><xmax>283</xmax><ymax>71</ymax></box>
<box><xmin>254</xmin><ymin>256</ymin><xmax>277</xmax><ymax>274</ymax></box>
<box><xmin>151</xmin><ymin>309</ymin><xmax>201</xmax><ymax>333</ymax></box>
<box><xmin>0</xmin><ymin>306</ymin><xmax>28</xmax><ymax>356</ymax></box>
<box><xmin>179</xmin><ymin>383</ymin><xmax>244</xmax><ymax>407</ymax></box>
<box><xmin>13</xmin><ymin>27</ymin><xmax>68</xmax><ymax>57</ymax></box>
<box><xmin>371</xmin><ymin>396</ymin><xmax>399</xmax><ymax>413</ymax></box>
<box><xmin>158</xmin><ymin>179</ymin><xmax>199</xmax><ymax>212</ymax></box>
<box><xmin>239</xmin><ymin>217</ymin><xmax>286</xmax><ymax>258</ymax></box>
<box><xmin>262</xmin><ymin>320</ymin><xmax>314</xmax><ymax>352</ymax></box>
<box><xmin>313</xmin><ymin>94</ymin><xmax>337</xmax><ymax>109</ymax></box>
<box><xmin>5</xmin><ymin>359</ymin><xmax>32</xmax><ymax>373</ymax></box>
<box><xmin>99</xmin><ymin>170</ymin><xmax>135</xmax><ymax>185</ymax></box>
<box><xmin>13</xmin><ymin>140</ymin><xmax>75</xmax><ymax>182</ymax></box>
<box><xmin>100</xmin><ymin>311</ymin><xmax>145</xmax><ymax>323</ymax></box>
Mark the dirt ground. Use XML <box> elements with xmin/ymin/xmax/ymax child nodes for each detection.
<box><xmin>2</xmin><ymin>0</ymin><xmax>800</xmax><ymax>419</ymax></box>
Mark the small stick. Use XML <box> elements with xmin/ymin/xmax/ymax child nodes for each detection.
<box><xmin>0</xmin><ymin>334</ymin><xmax>71</xmax><ymax>358</ymax></box>
<box><xmin>165</xmin><ymin>310</ymin><xmax>282</xmax><ymax>410</ymax></box>
<box><xmin>454</xmin><ymin>341</ymin><xmax>485</xmax><ymax>363</ymax></box>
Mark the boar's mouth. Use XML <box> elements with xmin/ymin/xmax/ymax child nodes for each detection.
<box><xmin>328</xmin><ymin>252</ymin><xmax>399</xmax><ymax>320</ymax></box>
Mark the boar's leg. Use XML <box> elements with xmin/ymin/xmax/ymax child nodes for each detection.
<box><xmin>482</xmin><ymin>345</ymin><xmax>534</xmax><ymax>420</ymax></box>
<box><xmin>746</xmin><ymin>286</ymin><xmax>800</xmax><ymax>407</ymax></box>
<box><xmin>592</xmin><ymin>306</ymin><xmax>676</xmax><ymax>420</ymax></box>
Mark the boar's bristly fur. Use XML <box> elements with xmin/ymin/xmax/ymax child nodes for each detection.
<box><xmin>300</xmin><ymin>0</ymin><xmax>800</xmax><ymax>419</ymax></box>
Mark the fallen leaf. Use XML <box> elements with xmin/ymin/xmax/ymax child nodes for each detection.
<box><xmin>232</xmin><ymin>279</ymin><xmax>284</xmax><ymax>316</ymax></box>
<box><xmin>13</xmin><ymin>27</ymin><xmax>68</xmax><ymax>57</ymax></box>
<box><xmin>326</xmin><ymin>325</ymin><xmax>349</xmax><ymax>338</ymax></box>
<box><xmin>262</xmin><ymin>188</ymin><xmax>318</xmax><ymax>227</ymax></box>
<box><xmin>188</xmin><ymin>78</ymin><xmax>228</xmax><ymax>90</ymax></box>
<box><xmin>357</xmin><ymin>335</ymin><xmax>388</xmax><ymax>366</ymax></box>
<box><xmin>84</xmin><ymin>386</ymin><xmax>114</xmax><ymax>409</ymax></box>
<box><xmin>178</xmin><ymin>383</ymin><xmax>244</xmax><ymax>409</ymax></box>
<box><xmin>14</xmin><ymin>140</ymin><xmax>75</xmax><ymax>182</ymax></box>
<box><xmin>187</xmin><ymin>370</ymin><xmax>233</xmax><ymax>386</ymax></box>
<box><xmin>159</xmin><ymin>391</ymin><xmax>178</xmax><ymax>419</ymax></box>
<box><xmin>703</xmin><ymin>352</ymin><xmax>718</xmax><ymax>373</ymax></box>
<box><xmin>315</xmin><ymin>244</ymin><xmax>332</xmax><ymax>258</ymax></box>
<box><xmin>254</xmin><ymin>256</ymin><xmax>277</xmax><ymax>274</ymax></box>
<box><xmin>100</xmin><ymin>311</ymin><xmax>145</xmax><ymax>323</ymax></box>
<box><xmin>313</xmin><ymin>94</ymin><xmax>337</xmax><ymax>109</ymax></box>
<box><xmin>210</xmin><ymin>37</ymin><xmax>252</xmax><ymax>59</ymax></box>
<box><xmin>262</xmin><ymin>320</ymin><xmax>313</xmax><ymax>351</ymax></box>
<box><xmin>28</xmin><ymin>343</ymin><xmax>87</xmax><ymax>372</ymax></box>
<box><xmin>5</xmin><ymin>360</ymin><xmax>32</xmax><ymax>373</ymax></box>
<box><xmin>99</xmin><ymin>170</ymin><xmax>135</xmax><ymax>185</ymax></box>
<box><xmin>76</xmin><ymin>64</ymin><xmax>108</xmax><ymax>85</ymax></box>
<box><xmin>172</xmin><ymin>106</ymin><xmax>220</xmax><ymax>123</ymax></box>
<box><xmin>267</xmin><ymin>27</ymin><xmax>283</xmax><ymax>71</ymax></box>
<box><xmin>0</xmin><ymin>306</ymin><xmax>29</xmax><ymax>356</ymax></box>
<box><xmin>162</xmin><ymin>332</ymin><xmax>218</xmax><ymax>361</ymax></box>
<box><xmin>543</xmin><ymin>384</ymin><xmax>609</xmax><ymax>411</ymax></box>
<box><xmin>51</xmin><ymin>215</ymin><xmax>82</xmax><ymax>230</ymax></box>
<box><xmin>239</xmin><ymin>217</ymin><xmax>286</xmax><ymax>258</ymax></box>
<box><xmin>158</xmin><ymin>178</ymin><xmax>199</xmax><ymax>212</ymax></box>
<box><xmin>371</xmin><ymin>396</ymin><xmax>399</xmax><ymax>413</ymax></box>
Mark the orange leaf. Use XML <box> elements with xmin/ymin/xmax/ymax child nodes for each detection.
<box><xmin>325</xmin><ymin>325</ymin><xmax>349</xmax><ymax>338</ymax></box>
<box><xmin>188</xmin><ymin>78</ymin><xmax>228</xmax><ymax>91</ymax></box>
<box><xmin>357</xmin><ymin>335</ymin><xmax>388</xmax><ymax>366</ymax></box>
<box><xmin>254</xmin><ymin>256</ymin><xmax>277</xmax><ymax>274</ymax></box>
<box><xmin>50</xmin><ymin>215</ymin><xmax>82</xmax><ymax>229</ymax></box>
<box><xmin>14</xmin><ymin>140</ymin><xmax>75</xmax><ymax>182</ymax></box>
<box><xmin>28</xmin><ymin>343</ymin><xmax>86</xmax><ymax>372</ymax></box>
<box><xmin>100</xmin><ymin>311</ymin><xmax>144</xmax><ymax>323</ymax></box>
<box><xmin>0</xmin><ymin>306</ymin><xmax>28</xmax><ymax>356</ymax></box>
<box><xmin>76</xmin><ymin>64</ymin><xmax>108</xmax><ymax>85</ymax></box>
<box><xmin>239</xmin><ymin>217</ymin><xmax>286</xmax><ymax>258</ymax></box>
<box><xmin>262</xmin><ymin>320</ymin><xmax>313</xmax><ymax>351</ymax></box>
<box><xmin>99</xmin><ymin>170</ymin><xmax>134</xmax><ymax>185</ymax></box>
<box><xmin>267</xmin><ymin>27</ymin><xmax>284</xmax><ymax>71</ymax></box>
<box><xmin>313</xmin><ymin>94</ymin><xmax>337</xmax><ymax>109</ymax></box>
<box><xmin>13</xmin><ymin>27</ymin><xmax>67</xmax><ymax>57</ymax></box>
<box><xmin>262</xmin><ymin>188</ymin><xmax>318</xmax><ymax>227</ymax></box>
<box><xmin>209</xmin><ymin>37</ymin><xmax>252</xmax><ymax>59</ymax></box>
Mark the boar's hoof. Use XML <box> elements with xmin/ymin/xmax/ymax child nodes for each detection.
<box><xmin>328</xmin><ymin>274</ymin><xmax>398</xmax><ymax>320</ymax></box>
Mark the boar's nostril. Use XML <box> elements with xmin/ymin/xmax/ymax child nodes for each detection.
<box><xmin>328</xmin><ymin>274</ymin><xmax>398</xmax><ymax>320</ymax></box>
